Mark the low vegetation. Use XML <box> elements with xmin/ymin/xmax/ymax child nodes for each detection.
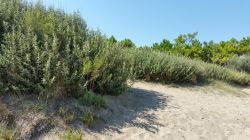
<box><xmin>0</xmin><ymin>127</ymin><xmax>17</xmax><ymax>140</ymax></box>
<box><xmin>58</xmin><ymin>107</ymin><xmax>75</xmax><ymax>123</ymax></box>
<box><xmin>0</xmin><ymin>0</ymin><xmax>250</xmax><ymax>138</ymax></box>
<box><xmin>227</xmin><ymin>55</ymin><xmax>250</xmax><ymax>73</ymax></box>
<box><xmin>59</xmin><ymin>130</ymin><xmax>83</xmax><ymax>140</ymax></box>
<box><xmin>79</xmin><ymin>90</ymin><xmax>106</xmax><ymax>108</ymax></box>
<box><xmin>81</xmin><ymin>111</ymin><xmax>95</xmax><ymax>128</ymax></box>
<box><xmin>0</xmin><ymin>0</ymin><xmax>249</xmax><ymax>99</ymax></box>
<box><xmin>129</xmin><ymin>49</ymin><xmax>250</xmax><ymax>85</ymax></box>
<box><xmin>0</xmin><ymin>0</ymin><xmax>133</xmax><ymax>96</ymax></box>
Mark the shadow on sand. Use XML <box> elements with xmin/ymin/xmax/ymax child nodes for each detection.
<box><xmin>92</xmin><ymin>87</ymin><xmax>170</xmax><ymax>134</ymax></box>
<box><xmin>0</xmin><ymin>87</ymin><xmax>170</xmax><ymax>138</ymax></box>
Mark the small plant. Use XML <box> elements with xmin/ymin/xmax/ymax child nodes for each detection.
<box><xmin>59</xmin><ymin>130</ymin><xmax>83</xmax><ymax>140</ymax></box>
<box><xmin>0</xmin><ymin>127</ymin><xmax>17</xmax><ymax>140</ymax></box>
<box><xmin>81</xmin><ymin>112</ymin><xmax>94</xmax><ymax>128</ymax></box>
<box><xmin>80</xmin><ymin>91</ymin><xmax>106</xmax><ymax>108</ymax></box>
<box><xmin>58</xmin><ymin>107</ymin><xmax>74</xmax><ymax>123</ymax></box>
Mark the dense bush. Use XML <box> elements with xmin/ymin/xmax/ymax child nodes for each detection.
<box><xmin>129</xmin><ymin>49</ymin><xmax>199</xmax><ymax>83</ymax></box>
<box><xmin>90</xmin><ymin>46</ymin><xmax>134</xmax><ymax>95</ymax></box>
<box><xmin>227</xmin><ymin>55</ymin><xmax>250</xmax><ymax>73</ymax></box>
<box><xmin>197</xmin><ymin>61</ymin><xmax>250</xmax><ymax>85</ymax></box>
<box><xmin>0</xmin><ymin>0</ymin><xmax>249</xmax><ymax>99</ymax></box>
<box><xmin>128</xmin><ymin>49</ymin><xmax>250</xmax><ymax>85</ymax></box>
<box><xmin>0</xmin><ymin>0</ymin><xmax>133</xmax><ymax>96</ymax></box>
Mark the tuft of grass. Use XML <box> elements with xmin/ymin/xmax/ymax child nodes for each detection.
<box><xmin>0</xmin><ymin>127</ymin><xmax>17</xmax><ymax>140</ymax></box>
<box><xmin>81</xmin><ymin>112</ymin><xmax>94</xmax><ymax>128</ymax></box>
<box><xmin>59</xmin><ymin>130</ymin><xmax>83</xmax><ymax>140</ymax></box>
<box><xmin>58</xmin><ymin>107</ymin><xmax>75</xmax><ymax>123</ymax></box>
<box><xmin>80</xmin><ymin>91</ymin><xmax>106</xmax><ymax>108</ymax></box>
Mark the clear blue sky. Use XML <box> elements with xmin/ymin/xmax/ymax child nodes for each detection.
<box><xmin>30</xmin><ymin>0</ymin><xmax>250</xmax><ymax>46</ymax></box>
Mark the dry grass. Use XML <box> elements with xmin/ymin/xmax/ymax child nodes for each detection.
<box><xmin>0</xmin><ymin>103</ymin><xmax>9</xmax><ymax>119</ymax></box>
<box><xmin>0</xmin><ymin>94</ymin><xmax>101</xmax><ymax>139</ymax></box>
<box><xmin>0</xmin><ymin>127</ymin><xmax>17</xmax><ymax>140</ymax></box>
<box><xmin>0</xmin><ymin>102</ymin><xmax>14</xmax><ymax>127</ymax></box>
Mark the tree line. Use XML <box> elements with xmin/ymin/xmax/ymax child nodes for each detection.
<box><xmin>108</xmin><ymin>32</ymin><xmax>250</xmax><ymax>65</ymax></box>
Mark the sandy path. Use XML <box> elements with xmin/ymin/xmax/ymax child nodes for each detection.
<box><xmin>85</xmin><ymin>82</ymin><xmax>250</xmax><ymax>140</ymax></box>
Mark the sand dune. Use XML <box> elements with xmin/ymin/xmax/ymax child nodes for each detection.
<box><xmin>82</xmin><ymin>82</ymin><xmax>250</xmax><ymax>140</ymax></box>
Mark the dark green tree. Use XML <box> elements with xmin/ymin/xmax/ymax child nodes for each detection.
<box><xmin>119</xmin><ymin>38</ymin><xmax>135</xmax><ymax>48</ymax></box>
<box><xmin>152</xmin><ymin>39</ymin><xmax>173</xmax><ymax>52</ymax></box>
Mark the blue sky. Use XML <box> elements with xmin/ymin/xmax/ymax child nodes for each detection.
<box><xmin>30</xmin><ymin>0</ymin><xmax>250</xmax><ymax>46</ymax></box>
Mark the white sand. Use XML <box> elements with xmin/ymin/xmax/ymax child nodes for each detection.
<box><xmin>84</xmin><ymin>82</ymin><xmax>250</xmax><ymax>140</ymax></box>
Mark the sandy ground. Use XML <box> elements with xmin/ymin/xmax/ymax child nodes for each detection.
<box><xmin>81</xmin><ymin>81</ymin><xmax>250</xmax><ymax>140</ymax></box>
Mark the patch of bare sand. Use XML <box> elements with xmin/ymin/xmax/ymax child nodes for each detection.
<box><xmin>84</xmin><ymin>81</ymin><xmax>250</xmax><ymax>140</ymax></box>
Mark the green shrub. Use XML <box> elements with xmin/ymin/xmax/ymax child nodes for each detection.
<box><xmin>0</xmin><ymin>0</ymin><xmax>249</xmax><ymax>100</ymax></box>
<box><xmin>129</xmin><ymin>48</ymin><xmax>200</xmax><ymax>83</ymax></box>
<box><xmin>91</xmin><ymin>47</ymin><xmax>134</xmax><ymax>95</ymax></box>
<box><xmin>227</xmin><ymin>55</ymin><xmax>250</xmax><ymax>73</ymax></box>
<box><xmin>128</xmin><ymin>48</ymin><xmax>250</xmax><ymax>85</ymax></box>
<box><xmin>0</xmin><ymin>0</ymin><xmax>133</xmax><ymax>96</ymax></box>
<box><xmin>196</xmin><ymin>59</ymin><xmax>250</xmax><ymax>85</ymax></box>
